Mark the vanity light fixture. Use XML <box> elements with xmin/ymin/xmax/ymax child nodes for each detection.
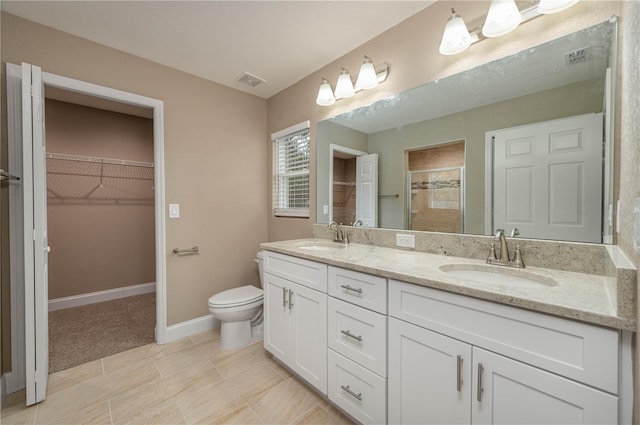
<box><xmin>439</xmin><ymin>8</ymin><xmax>473</xmax><ymax>55</ymax></box>
<box><xmin>316</xmin><ymin>78</ymin><xmax>336</xmax><ymax>106</ymax></box>
<box><xmin>334</xmin><ymin>68</ymin><xmax>356</xmax><ymax>99</ymax></box>
<box><xmin>439</xmin><ymin>0</ymin><xmax>580</xmax><ymax>55</ymax></box>
<box><xmin>482</xmin><ymin>0</ymin><xmax>523</xmax><ymax>38</ymax></box>
<box><xmin>316</xmin><ymin>56</ymin><xmax>389</xmax><ymax>106</ymax></box>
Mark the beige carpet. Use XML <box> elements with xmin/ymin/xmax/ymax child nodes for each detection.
<box><xmin>49</xmin><ymin>292</ymin><xmax>156</xmax><ymax>373</ymax></box>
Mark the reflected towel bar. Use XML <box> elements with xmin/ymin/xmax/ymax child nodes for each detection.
<box><xmin>379</xmin><ymin>194</ymin><xmax>399</xmax><ymax>199</ymax></box>
<box><xmin>173</xmin><ymin>246</ymin><xmax>199</xmax><ymax>255</ymax></box>
<box><xmin>0</xmin><ymin>169</ymin><xmax>20</xmax><ymax>181</ymax></box>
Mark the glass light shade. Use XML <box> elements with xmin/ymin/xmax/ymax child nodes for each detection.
<box><xmin>439</xmin><ymin>12</ymin><xmax>472</xmax><ymax>55</ymax></box>
<box><xmin>538</xmin><ymin>0</ymin><xmax>579</xmax><ymax>14</ymax></box>
<box><xmin>334</xmin><ymin>69</ymin><xmax>355</xmax><ymax>99</ymax></box>
<box><xmin>316</xmin><ymin>79</ymin><xmax>336</xmax><ymax>106</ymax></box>
<box><xmin>355</xmin><ymin>57</ymin><xmax>379</xmax><ymax>90</ymax></box>
<box><xmin>482</xmin><ymin>0</ymin><xmax>523</xmax><ymax>38</ymax></box>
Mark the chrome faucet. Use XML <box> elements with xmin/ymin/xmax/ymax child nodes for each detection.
<box><xmin>328</xmin><ymin>222</ymin><xmax>349</xmax><ymax>244</ymax></box>
<box><xmin>487</xmin><ymin>228</ymin><xmax>525</xmax><ymax>268</ymax></box>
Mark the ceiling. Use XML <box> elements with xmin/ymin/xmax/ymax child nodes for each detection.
<box><xmin>1</xmin><ymin>1</ymin><xmax>433</xmax><ymax>99</ymax></box>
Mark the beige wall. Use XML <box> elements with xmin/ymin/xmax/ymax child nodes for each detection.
<box><xmin>267</xmin><ymin>0</ymin><xmax>621</xmax><ymax>242</ymax></box>
<box><xmin>0</xmin><ymin>10</ymin><xmax>268</xmax><ymax>351</ymax></box>
<box><xmin>45</xmin><ymin>99</ymin><xmax>155</xmax><ymax>299</ymax></box>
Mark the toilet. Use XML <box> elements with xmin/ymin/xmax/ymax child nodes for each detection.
<box><xmin>208</xmin><ymin>251</ymin><xmax>264</xmax><ymax>350</ymax></box>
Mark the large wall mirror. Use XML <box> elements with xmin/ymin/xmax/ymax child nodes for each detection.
<box><xmin>316</xmin><ymin>19</ymin><xmax>617</xmax><ymax>244</ymax></box>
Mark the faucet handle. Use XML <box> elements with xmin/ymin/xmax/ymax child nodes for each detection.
<box><xmin>487</xmin><ymin>242</ymin><xmax>498</xmax><ymax>263</ymax></box>
<box><xmin>510</xmin><ymin>228</ymin><xmax>520</xmax><ymax>238</ymax></box>
<box><xmin>513</xmin><ymin>245</ymin><xmax>525</xmax><ymax>268</ymax></box>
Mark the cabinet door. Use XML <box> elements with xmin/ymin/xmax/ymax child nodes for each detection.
<box><xmin>389</xmin><ymin>318</ymin><xmax>472</xmax><ymax>425</ymax></box>
<box><xmin>290</xmin><ymin>283</ymin><xmax>328</xmax><ymax>395</ymax></box>
<box><xmin>472</xmin><ymin>347</ymin><xmax>618</xmax><ymax>425</ymax></box>
<box><xmin>263</xmin><ymin>273</ymin><xmax>290</xmax><ymax>362</ymax></box>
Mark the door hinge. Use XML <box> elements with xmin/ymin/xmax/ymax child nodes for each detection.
<box><xmin>33</xmin><ymin>371</ymin><xmax>38</xmax><ymax>383</ymax></box>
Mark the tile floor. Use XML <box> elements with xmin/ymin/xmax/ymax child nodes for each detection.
<box><xmin>1</xmin><ymin>331</ymin><xmax>354</xmax><ymax>425</ymax></box>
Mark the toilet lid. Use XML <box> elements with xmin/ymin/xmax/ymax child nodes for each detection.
<box><xmin>208</xmin><ymin>285</ymin><xmax>263</xmax><ymax>307</ymax></box>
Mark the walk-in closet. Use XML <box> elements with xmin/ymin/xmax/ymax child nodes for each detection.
<box><xmin>44</xmin><ymin>97</ymin><xmax>156</xmax><ymax>372</ymax></box>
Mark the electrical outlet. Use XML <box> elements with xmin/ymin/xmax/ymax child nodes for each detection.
<box><xmin>396</xmin><ymin>234</ymin><xmax>415</xmax><ymax>248</ymax></box>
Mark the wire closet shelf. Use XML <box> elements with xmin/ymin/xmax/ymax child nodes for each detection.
<box><xmin>46</xmin><ymin>152</ymin><xmax>155</xmax><ymax>202</ymax></box>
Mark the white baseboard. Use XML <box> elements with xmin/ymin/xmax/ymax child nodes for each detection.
<box><xmin>164</xmin><ymin>314</ymin><xmax>219</xmax><ymax>343</ymax></box>
<box><xmin>48</xmin><ymin>282</ymin><xmax>156</xmax><ymax>311</ymax></box>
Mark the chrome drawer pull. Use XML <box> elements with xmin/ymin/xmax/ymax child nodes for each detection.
<box><xmin>477</xmin><ymin>363</ymin><xmax>484</xmax><ymax>402</ymax></box>
<box><xmin>340</xmin><ymin>385</ymin><xmax>363</xmax><ymax>401</ymax></box>
<box><xmin>289</xmin><ymin>289</ymin><xmax>294</xmax><ymax>310</ymax></box>
<box><xmin>341</xmin><ymin>329</ymin><xmax>363</xmax><ymax>342</ymax></box>
<box><xmin>456</xmin><ymin>355</ymin><xmax>462</xmax><ymax>392</ymax></box>
<box><xmin>340</xmin><ymin>284</ymin><xmax>363</xmax><ymax>294</ymax></box>
<box><xmin>282</xmin><ymin>287</ymin><xmax>287</xmax><ymax>307</ymax></box>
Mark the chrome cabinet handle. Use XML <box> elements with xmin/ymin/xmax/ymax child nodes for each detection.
<box><xmin>289</xmin><ymin>289</ymin><xmax>294</xmax><ymax>310</ymax></box>
<box><xmin>340</xmin><ymin>284</ymin><xmax>363</xmax><ymax>294</ymax></box>
<box><xmin>340</xmin><ymin>329</ymin><xmax>363</xmax><ymax>342</ymax></box>
<box><xmin>282</xmin><ymin>287</ymin><xmax>287</xmax><ymax>307</ymax></box>
<box><xmin>340</xmin><ymin>384</ymin><xmax>363</xmax><ymax>401</ymax></box>
<box><xmin>456</xmin><ymin>355</ymin><xmax>462</xmax><ymax>392</ymax></box>
<box><xmin>477</xmin><ymin>363</ymin><xmax>484</xmax><ymax>402</ymax></box>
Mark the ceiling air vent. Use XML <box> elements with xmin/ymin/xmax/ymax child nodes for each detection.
<box><xmin>236</xmin><ymin>72</ymin><xmax>266</xmax><ymax>88</ymax></box>
<box><xmin>564</xmin><ymin>46</ymin><xmax>591</xmax><ymax>66</ymax></box>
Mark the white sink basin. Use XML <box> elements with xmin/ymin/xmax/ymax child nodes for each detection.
<box><xmin>439</xmin><ymin>264</ymin><xmax>558</xmax><ymax>289</ymax></box>
<box><xmin>295</xmin><ymin>241</ymin><xmax>348</xmax><ymax>251</ymax></box>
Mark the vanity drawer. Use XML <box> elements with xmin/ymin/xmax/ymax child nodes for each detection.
<box><xmin>328</xmin><ymin>297</ymin><xmax>387</xmax><ymax>377</ymax></box>
<box><xmin>328</xmin><ymin>350</ymin><xmax>387</xmax><ymax>425</ymax></box>
<box><xmin>388</xmin><ymin>280</ymin><xmax>619</xmax><ymax>394</ymax></box>
<box><xmin>263</xmin><ymin>251</ymin><xmax>327</xmax><ymax>292</ymax></box>
<box><xmin>328</xmin><ymin>266</ymin><xmax>387</xmax><ymax>314</ymax></box>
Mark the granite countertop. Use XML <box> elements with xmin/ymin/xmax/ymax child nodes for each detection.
<box><xmin>260</xmin><ymin>238</ymin><xmax>636</xmax><ymax>331</ymax></box>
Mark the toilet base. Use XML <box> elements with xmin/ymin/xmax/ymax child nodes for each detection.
<box><xmin>220</xmin><ymin>319</ymin><xmax>261</xmax><ymax>350</ymax></box>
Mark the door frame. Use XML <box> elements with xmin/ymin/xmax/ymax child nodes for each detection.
<box><xmin>5</xmin><ymin>63</ymin><xmax>168</xmax><ymax>393</ymax></box>
<box><xmin>328</xmin><ymin>144</ymin><xmax>368</xmax><ymax>224</ymax></box>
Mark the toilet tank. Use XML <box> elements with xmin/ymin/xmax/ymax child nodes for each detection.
<box><xmin>255</xmin><ymin>251</ymin><xmax>265</xmax><ymax>287</ymax></box>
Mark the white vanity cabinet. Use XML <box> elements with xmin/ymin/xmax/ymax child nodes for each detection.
<box><xmin>388</xmin><ymin>280</ymin><xmax>620</xmax><ymax>425</ymax></box>
<box><xmin>327</xmin><ymin>266</ymin><xmax>388</xmax><ymax>424</ymax></box>
<box><xmin>263</xmin><ymin>251</ymin><xmax>328</xmax><ymax>394</ymax></box>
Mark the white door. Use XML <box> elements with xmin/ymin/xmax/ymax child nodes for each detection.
<box><xmin>355</xmin><ymin>154</ymin><xmax>378</xmax><ymax>227</ymax></box>
<box><xmin>491</xmin><ymin>113</ymin><xmax>603</xmax><ymax>243</ymax></box>
<box><xmin>22</xmin><ymin>63</ymin><xmax>49</xmax><ymax>405</ymax></box>
<box><xmin>472</xmin><ymin>347</ymin><xmax>617</xmax><ymax>424</ymax></box>
<box><xmin>388</xmin><ymin>318</ymin><xmax>472</xmax><ymax>425</ymax></box>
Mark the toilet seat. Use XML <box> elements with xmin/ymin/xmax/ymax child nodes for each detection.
<box><xmin>208</xmin><ymin>285</ymin><xmax>263</xmax><ymax>308</ymax></box>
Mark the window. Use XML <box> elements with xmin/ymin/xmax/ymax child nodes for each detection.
<box><xmin>272</xmin><ymin>121</ymin><xmax>311</xmax><ymax>217</ymax></box>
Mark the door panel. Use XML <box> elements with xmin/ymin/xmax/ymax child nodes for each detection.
<box><xmin>356</xmin><ymin>154</ymin><xmax>378</xmax><ymax>227</ymax></box>
<box><xmin>473</xmin><ymin>347</ymin><xmax>617</xmax><ymax>425</ymax></box>
<box><xmin>22</xmin><ymin>62</ymin><xmax>49</xmax><ymax>405</ymax></box>
<box><xmin>492</xmin><ymin>113</ymin><xmax>603</xmax><ymax>243</ymax></box>
<box><xmin>263</xmin><ymin>273</ymin><xmax>289</xmax><ymax>362</ymax></box>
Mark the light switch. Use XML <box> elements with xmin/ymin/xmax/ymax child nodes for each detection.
<box><xmin>169</xmin><ymin>203</ymin><xmax>180</xmax><ymax>219</ymax></box>
<box><xmin>323</xmin><ymin>204</ymin><xmax>329</xmax><ymax>214</ymax></box>
<box><xmin>634</xmin><ymin>198</ymin><xmax>640</xmax><ymax>253</ymax></box>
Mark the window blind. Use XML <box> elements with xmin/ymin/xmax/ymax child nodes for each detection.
<box><xmin>273</xmin><ymin>125</ymin><xmax>310</xmax><ymax>217</ymax></box>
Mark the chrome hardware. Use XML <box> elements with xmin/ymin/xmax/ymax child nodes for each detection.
<box><xmin>340</xmin><ymin>284</ymin><xmax>363</xmax><ymax>294</ymax></box>
<box><xmin>340</xmin><ymin>385</ymin><xmax>363</xmax><ymax>401</ymax></box>
<box><xmin>288</xmin><ymin>289</ymin><xmax>294</xmax><ymax>310</ymax></box>
<box><xmin>352</xmin><ymin>219</ymin><xmax>363</xmax><ymax>226</ymax></box>
<box><xmin>283</xmin><ymin>287</ymin><xmax>287</xmax><ymax>307</ymax></box>
<box><xmin>477</xmin><ymin>363</ymin><xmax>484</xmax><ymax>402</ymax></box>
<box><xmin>0</xmin><ymin>169</ymin><xmax>20</xmax><ymax>181</ymax></box>
<box><xmin>341</xmin><ymin>329</ymin><xmax>363</xmax><ymax>342</ymax></box>
<box><xmin>172</xmin><ymin>246</ymin><xmax>199</xmax><ymax>255</ymax></box>
<box><xmin>486</xmin><ymin>228</ymin><xmax>525</xmax><ymax>268</ymax></box>
<box><xmin>328</xmin><ymin>221</ymin><xmax>349</xmax><ymax>244</ymax></box>
<box><xmin>456</xmin><ymin>355</ymin><xmax>462</xmax><ymax>392</ymax></box>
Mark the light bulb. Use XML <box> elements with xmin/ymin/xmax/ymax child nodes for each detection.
<box><xmin>482</xmin><ymin>0</ymin><xmax>522</xmax><ymax>38</ymax></box>
<box><xmin>334</xmin><ymin>68</ymin><xmax>355</xmax><ymax>99</ymax></box>
<box><xmin>316</xmin><ymin>78</ymin><xmax>335</xmax><ymax>106</ymax></box>
<box><xmin>355</xmin><ymin>56</ymin><xmax>379</xmax><ymax>90</ymax></box>
<box><xmin>439</xmin><ymin>9</ymin><xmax>472</xmax><ymax>55</ymax></box>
